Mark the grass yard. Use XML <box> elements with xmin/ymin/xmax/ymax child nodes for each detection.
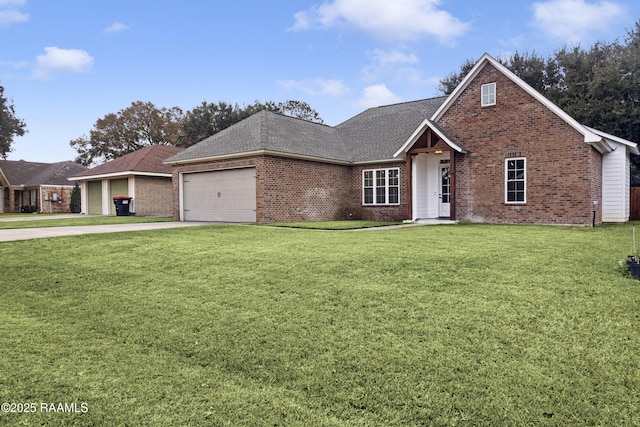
<box><xmin>260</xmin><ymin>220</ymin><xmax>403</xmax><ymax>230</ymax></box>
<box><xmin>1</xmin><ymin>223</ymin><xmax>639</xmax><ymax>426</ymax></box>
<box><xmin>0</xmin><ymin>215</ymin><xmax>173</xmax><ymax>229</ymax></box>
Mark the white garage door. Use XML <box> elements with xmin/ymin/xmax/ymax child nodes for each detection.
<box><xmin>183</xmin><ymin>168</ymin><xmax>256</xmax><ymax>222</ymax></box>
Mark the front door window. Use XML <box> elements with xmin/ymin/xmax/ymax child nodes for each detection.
<box><xmin>439</xmin><ymin>164</ymin><xmax>451</xmax><ymax>217</ymax></box>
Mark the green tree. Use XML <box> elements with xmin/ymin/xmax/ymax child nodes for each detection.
<box><xmin>263</xmin><ymin>100</ymin><xmax>325</xmax><ymax>124</ymax></box>
<box><xmin>70</xmin><ymin>101</ymin><xmax>184</xmax><ymax>166</ymax></box>
<box><xmin>179</xmin><ymin>100</ymin><xmax>324</xmax><ymax>147</ymax></box>
<box><xmin>500</xmin><ymin>51</ymin><xmax>561</xmax><ymax>95</ymax></box>
<box><xmin>179</xmin><ymin>101</ymin><xmax>260</xmax><ymax>147</ymax></box>
<box><xmin>69</xmin><ymin>182</ymin><xmax>81</xmax><ymax>213</ymax></box>
<box><xmin>437</xmin><ymin>58</ymin><xmax>477</xmax><ymax>96</ymax></box>
<box><xmin>0</xmin><ymin>85</ymin><xmax>27</xmax><ymax>159</ymax></box>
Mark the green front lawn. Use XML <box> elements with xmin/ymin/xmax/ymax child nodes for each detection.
<box><xmin>260</xmin><ymin>220</ymin><xmax>403</xmax><ymax>229</ymax></box>
<box><xmin>0</xmin><ymin>215</ymin><xmax>173</xmax><ymax>229</ymax></box>
<box><xmin>1</xmin><ymin>223</ymin><xmax>639</xmax><ymax>426</ymax></box>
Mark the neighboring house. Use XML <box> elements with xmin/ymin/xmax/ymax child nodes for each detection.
<box><xmin>0</xmin><ymin>160</ymin><xmax>87</xmax><ymax>214</ymax></box>
<box><xmin>165</xmin><ymin>53</ymin><xmax>638</xmax><ymax>225</ymax></box>
<box><xmin>70</xmin><ymin>145</ymin><xmax>183</xmax><ymax>216</ymax></box>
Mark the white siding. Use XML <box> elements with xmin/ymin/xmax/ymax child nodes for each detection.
<box><xmin>602</xmin><ymin>142</ymin><xmax>630</xmax><ymax>222</ymax></box>
<box><xmin>412</xmin><ymin>154</ymin><xmax>429</xmax><ymax>219</ymax></box>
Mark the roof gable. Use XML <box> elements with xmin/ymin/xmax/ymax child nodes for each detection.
<box><xmin>394</xmin><ymin>119</ymin><xmax>468</xmax><ymax>158</ymax></box>
<box><xmin>431</xmin><ymin>53</ymin><xmax>604</xmax><ymax>146</ymax></box>
<box><xmin>72</xmin><ymin>145</ymin><xmax>183</xmax><ymax>179</ymax></box>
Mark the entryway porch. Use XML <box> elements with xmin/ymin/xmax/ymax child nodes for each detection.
<box><xmin>394</xmin><ymin>120</ymin><xmax>468</xmax><ymax>222</ymax></box>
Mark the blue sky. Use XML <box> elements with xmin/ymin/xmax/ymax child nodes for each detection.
<box><xmin>1</xmin><ymin>0</ymin><xmax>639</xmax><ymax>163</ymax></box>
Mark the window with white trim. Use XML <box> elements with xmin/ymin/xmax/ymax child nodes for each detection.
<box><xmin>481</xmin><ymin>82</ymin><xmax>496</xmax><ymax>106</ymax></box>
<box><xmin>505</xmin><ymin>157</ymin><xmax>526</xmax><ymax>203</ymax></box>
<box><xmin>363</xmin><ymin>168</ymin><xmax>399</xmax><ymax>205</ymax></box>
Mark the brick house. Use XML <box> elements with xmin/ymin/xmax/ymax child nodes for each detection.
<box><xmin>70</xmin><ymin>145</ymin><xmax>183</xmax><ymax>216</ymax></box>
<box><xmin>165</xmin><ymin>53</ymin><xmax>638</xmax><ymax>225</ymax></box>
<box><xmin>0</xmin><ymin>160</ymin><xmax>87</xmax><ymax>213</ymax></box>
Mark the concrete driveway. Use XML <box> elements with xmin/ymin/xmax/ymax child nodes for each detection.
<box><xmin>0</xmin><ymin>216</ymin><xmax>213</xmax><ymax>242</ymax></box>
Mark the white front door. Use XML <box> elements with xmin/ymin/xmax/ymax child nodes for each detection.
<box><xmin>439</xmin><ymin>164</ymin><xmax>451</xmax><ymax>217</ymax></box>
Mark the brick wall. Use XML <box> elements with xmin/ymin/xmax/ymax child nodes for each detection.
<box><xmin>171</xmin><ymin>155</ymin><xmax>410</xmax><ymax>223</ymax></box>
<box><xmin>261</xmin><ymin>156</ymin><xmax>356</xmax><ymax>222</ymax></box>
<box><xmin>40</xmin><ymin>185</ymin><xmax>74</xmax><ymax>213</ymax></box>
<box><xmin>352</xmin><ymin>162</ymin><xmax>408</xmax><ymax>221</ymax></box>
<box><xmin>134</xmin><ymin>176</ymin><xmax>173</xmax><ymax>216</ymax></box>
<box><xmin>439</xmin><ymin>63</ymin><xmax>602</xmax><ymax>225</ymax></box>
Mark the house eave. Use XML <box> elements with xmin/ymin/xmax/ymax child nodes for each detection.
<box><xmin>589</xmin><ymin>140</ymin><xmax>614</xmax><ymax>154</ymax></box>
<box><xmin>165</xmin><ymin>150</ymin><xmax>353</xmax><ymax>166</ymax></box>
<box><xmin>585</xmin><ymin>125</ymin><xmax>640</xmax><ymax>155</ymax></box>
<box><xmin>352</xmin><ymin>158</ymin><xmax>404</xmax><ymax>166</ymax></box>
<box><xmin>69</xmin><ymin>171</ymin><xmax>172</xmax><ymax>181</ymax></box>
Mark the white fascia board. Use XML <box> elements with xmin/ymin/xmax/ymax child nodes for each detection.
<box><xmin>163</xmin><ymin>151</ymin><xmax>266</xmax><ymax>165</ymax></box>
<box><xmin>431</xmin><ymin>53</ymin><xmax>604</xmax><ymax>146</ymax></box>
<box><xmin>352</xmin><ymin>158</ymin><xmax>405</xmax><ymax>166</ymax></box>
<box><xmin>585</xmin><ymin>126</ymin><xmax>639</xmax><ymax>155</ymax></box>
<box><xmin>393</xmin><ymin>119</ymin><xmax>467</xmax><ymax>158</ymax></box>
<box><xmin>68</xmin><ymin>171</ymin><xmax>172</xmax><ymax>181</ymax></box>
<box><xmin>164</xmin><ymin>150</ymin><xmax>352</xmax><ymax>166</ymax></box>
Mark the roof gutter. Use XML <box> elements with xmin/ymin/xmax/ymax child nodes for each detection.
<box><xmin>164</xmin><ymin>149</ymin><xmax>353</xmax><ymax>166</ymax></box>
<box><xmin>68</xmin><ymin>171</ymin><xmax>172</xmax><ymax>181</ymax></box>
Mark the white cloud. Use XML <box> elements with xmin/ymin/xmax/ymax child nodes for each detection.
<box><xmin>0</xmin><ymin>59</ymin><xmax>27</xmax><ymax>69</ymax></box>
<box><xmin>279</xmin><ymin>78</ymin><xmax>350</xmax><ymax>97</ymax></box>
<box><xmin>32</xmin><ymin>47</ymin><xmax>94</xmax><ymax>79</ymax></box>
<box><xmin>357</xmin><ymin>84</ymin><xmax>402</xmax><ymax>109</ymax></box>
<box><xmin>291</xmin><ymin>0</ymin><xmax>471</xmax><ymax>43</ymax></box>
<box><xmin>105</xmin><ymin>21</ymin><xmax>129</xmax><ymax>33</ymax></box>
<box><xmin>362</xmin><ymin>48</ymin><xmax>419</xmax><ymax>81</ymax></box>
<box><xmin>0</xmin><ymin>0</ymin><xmax>29</xmax><ymax>27</ymax></box>
<box><xmin>531</xmin><ymin>0</ymin><xmax>625</xmax><ymax>44</ymax></box>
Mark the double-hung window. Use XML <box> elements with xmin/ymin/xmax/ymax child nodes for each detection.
<box><xmin>505</xmin><ymin>157</ymin><xmax>526</xmax><ymax>203</ymax></box>
<box><xmin>363</xmin><ymin>168</ymin><xmax>399</xmax><ymax>205</ymax></box>
<box><xmin>481</xmin><ymin>83</ymin><xmax>496</xmax><ymax>107</ymax></box>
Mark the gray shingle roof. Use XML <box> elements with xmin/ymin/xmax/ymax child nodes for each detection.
<box><xmin>165</xmin><ymin>97</ymin><xmax>447</xmax><ymax>164</ymax></box>
<box><xmin>0</xmin><ymin>160</ymin><xmax>87</xmax><ymax>186</ymax></box>
<box><xmin>336</xmin><ymin>97</ymin><xmax>448</xmax><ymax>162</ymax></box>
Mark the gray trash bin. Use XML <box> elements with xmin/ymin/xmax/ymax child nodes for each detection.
<box><xmin>113</xmin><ymin>196</ymin><xmax>133</xmax><ymax>216</ymax></box>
